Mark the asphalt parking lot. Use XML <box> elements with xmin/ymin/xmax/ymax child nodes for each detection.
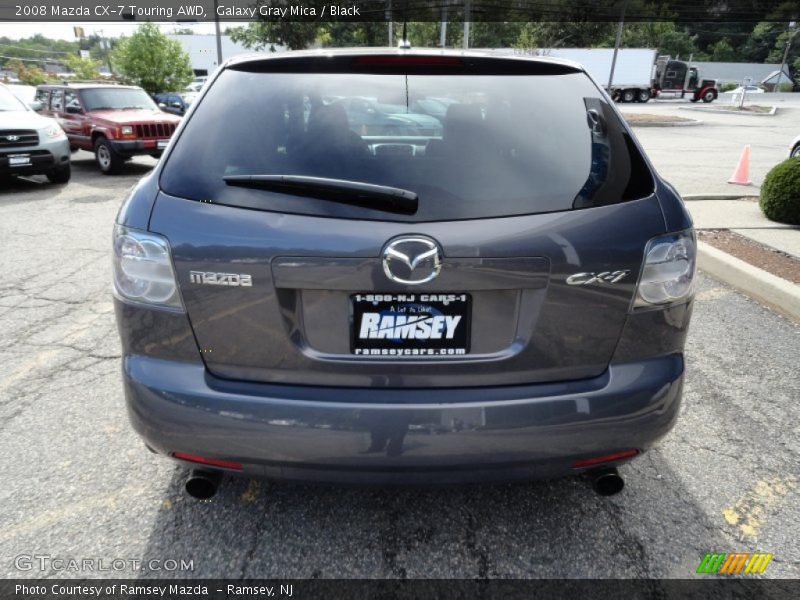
<box><xmin>1</xmin><ymin>112</ymin><xmax>798</xmax><ymax>579</ymax></box>
<box><xmin>619</xmin><ymin>95</ymin><xmax>799</xmax><ymax>195</ymax></box>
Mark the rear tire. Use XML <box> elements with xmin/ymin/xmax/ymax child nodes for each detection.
<box><xmin>46</xmin><ymin>163</ymin><xmax>71</xmax><ymax>184</ymax></box>
<box><xmin>621</xmin><ymin>89</ymin><xmax>636</xmax><ymax>103</ymax></box>
<box><xmin>702</xmin><ymin>90</ymin><xmax>716</xmax><ymax>103</ymax></box>
<box><xmin>636</xmin><ymin>89</ymin><xmax>651</xmax><ymax>103</ymax></box>
<box><xmin>94</xmin><ymin>137</ymin><xmax>124</xmax><ymax>175</ymax></box>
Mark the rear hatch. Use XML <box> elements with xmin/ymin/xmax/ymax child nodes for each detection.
<box><xmin>151</xmin><ymin>53</ymin><xmax>665</xmax><ymax>388</ymax></box>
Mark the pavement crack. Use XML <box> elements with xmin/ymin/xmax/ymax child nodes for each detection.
<box><xmin>239</xmin><ymin>502</ymin><xmax>267</xmax><ymax>578</ymax></box>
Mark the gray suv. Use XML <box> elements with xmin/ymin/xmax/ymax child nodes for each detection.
<box><xmin>114</xmin><ymin>50</ymin><xmax>695</xmax><ymax>499</ymax></box>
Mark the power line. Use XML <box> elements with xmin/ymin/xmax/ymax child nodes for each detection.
<box><xmin>0</xmin><ymin>42</ymin><xmax>74</xmax><ymax>55</ymax></box>
<box><xmin>0</xmin><ymin>55</ymin><xmax>66</xmax><ymax>64</ymax></box>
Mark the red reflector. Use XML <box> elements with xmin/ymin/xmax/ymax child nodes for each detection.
<box><xmin>353</xmin><ymin>56</ymin><xmax>463</xmax><ymax>67</ymax></box>
<box><xmin>572</xmin><ymin>449</ymin><xmax>639</xmax><ymax>469</ymax></box>
<box><xmin>173</xmin><ymin>452</ymin><xmax>242</xmax><ymax>471</ymax></box>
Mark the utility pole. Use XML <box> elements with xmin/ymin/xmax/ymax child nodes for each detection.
<box><xmin>387</xmin><ymin>0</ymin><xmax>393</xmax><ymax>46</ymax></box>
<box><xmin>213</xmin><ymin>0</ymin><xmax>223</xmax><ymax>66</ymax></box>
<box><xmin>776</xmin><ymin>22</ymin><xmax>796</xmax><ymax>92</ymax></box>
<box><xmin>95</xmin><ymin>29</ymin><xmax>113</xmax><ymax>76</ymax></box>
<box><xmin>607</xmin><ymin>0</ymin><xmax>629</xmax><ymax>91</ymax></box>
<box><xmin>440</xmin><ymin>1</ymin><xmax>448</xmax><ymax>48</ymax></box>
<box><xmin>463</xmin><ymin>0</ymin><xmax>470</xmax><ymax>49</ymax></box>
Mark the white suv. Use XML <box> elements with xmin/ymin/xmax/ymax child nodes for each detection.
<box><xmin>0</xmin><ymin>83</ymin><xmax>71</xmax><ymax>184</ymax></box>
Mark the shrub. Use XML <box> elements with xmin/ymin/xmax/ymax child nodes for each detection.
<box><xmin>720</xmin><ymin>82</ymin><xmax>738</xmax><ymax>92</ymax></box>
<box><xmin>759</xmin><ymin>157</ymin><xmax>800</xmax><ymax>225</ymax></box>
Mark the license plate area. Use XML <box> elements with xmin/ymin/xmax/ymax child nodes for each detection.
<box><xmin>351</xmin><ymin>293</ymin><xmax>471</xmax><ymax>357</ymax></box>
<box><xmin>8</xmin><ymin>154</ymin><xmax>31</xmax><ymax>166</ymax></box>
<box><xmin>157</xmin><ymin>140</ymin><xmax>168</xmax><ymax>149</ymax></box>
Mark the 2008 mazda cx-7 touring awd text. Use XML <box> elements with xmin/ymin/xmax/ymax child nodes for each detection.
<box><xmin>113</xmin><ymin>49</ymin><xmax>695</xmax><ymax>499</ymax></box>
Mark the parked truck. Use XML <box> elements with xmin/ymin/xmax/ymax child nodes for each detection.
<box><xmin>509</xmin><ymin>48</ymin><xmax>719</xmax><ymax>103</ymax></box>
<box><xmin>653</xmin><ymin>55</ymin><xmax>719</xmax><ymax>103</ymax></box>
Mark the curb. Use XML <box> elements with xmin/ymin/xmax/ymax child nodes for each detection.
<box><xmin>697</xmin><ymin>241</ymin><xmax>800</xmax><ymax>322</ymax></box>
<box><xmin>628</xmin><ymin>119</ymin><xmax>702</xmax><ymax>127</ymax></box>
<box><xmin>679</xmin><ymin>105</ymin><xmax>777</xmax><ymax>116</ymax></box>
<box><xmin>683</xmin><ymin>193</ymin><xmax>760</xmax><ymax>201</ymax></box>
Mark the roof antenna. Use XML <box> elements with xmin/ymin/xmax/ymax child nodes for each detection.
<box><xmin>398</xmin><ymin>12</ymin><xmax>411</xmax><ymax>49</ymax></box>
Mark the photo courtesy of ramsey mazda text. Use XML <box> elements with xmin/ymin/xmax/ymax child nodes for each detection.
<box><xmin>113</xmin><ymin>49</ymin><xmax>696</xmax><ymax>500</ymax></box>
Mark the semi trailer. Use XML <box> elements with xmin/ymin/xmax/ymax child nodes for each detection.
<box><xmin>497</xmin><ymin>48</ymin><xmax>719</xmax><ymax>103</ymax></box>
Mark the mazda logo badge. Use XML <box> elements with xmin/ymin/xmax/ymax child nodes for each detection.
<box><xmin>382</xmin><ymin>236</ymin><xmax>442</xmax><ymax>285</ymax></box>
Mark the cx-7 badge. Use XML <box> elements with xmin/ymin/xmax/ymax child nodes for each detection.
<box><xmin>566</xmin><ymin>270</ymin><xmax>630</xmax><ymax>285</ymax></box>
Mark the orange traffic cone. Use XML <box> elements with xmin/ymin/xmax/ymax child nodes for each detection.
<box><xmin>728</xmin><ymin>145</ymin><xmax>752</xmax><ymax>185</ymax></box>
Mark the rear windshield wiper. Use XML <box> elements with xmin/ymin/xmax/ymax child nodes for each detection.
<box><xmin>223</xmin><ymin>175</ymin><xmax>418</xmax><ymax>215</ymax></box>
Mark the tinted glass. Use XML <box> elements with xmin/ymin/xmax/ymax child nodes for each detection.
<box><xmin>161</xmin><ymin>68</ymin><xmax>651</xmax><ymax>222</ymax></box>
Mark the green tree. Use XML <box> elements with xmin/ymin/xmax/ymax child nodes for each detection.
<box><xmin>609</xmin><ymin>22</ymin><xmax>699</xmax><ymax>59</ymax></box>
<box><xmin>112</xmin><ymin>23</ymin><xmax>193</xmax><ymax>93</ymax></box>
<box><xmin>229</xmin><ymin>21</ymin><xmax>320</xmax><ymax>50</ymax></box>
<box><xmin>740</xmin><ymin>22</ymin><xmax>782</xmax><ymax>62</ymax></box>
<box><xmin>6</xmin><ymin>59</ymin><xmax>48</xmax><ymax>85</ymax></box>
<box><xmin>64</xmin><ymin>54</ymin><xmax>102</xmax><ymax>80</ymax></box>
<box><xmin>515</xmin><ymin>22</ymin><xmax>612</xmax><ymax>51</ymax></box>
<box><xmin>708</xmin><ymin>38</ymin><xmax>737</xmax><ymax>61</ymax></box>
<box><xmin>744</xmin><ymin>24</ymin><xmax>799</xmax><ymax>87</ymax></box>
<box><xmin>0</xmin><ymin>34</ymin><xmax>78</xmax><ymax>70</ymax></box>
<box><xmin>469</xmin><ymin>22</ymin><xmax>524</xmax><ymax>49</ymax></box>
<box><xmin>318</xmin><ymin>22</ymin><xmax>388</xmax><ymax>47</ymax></box>
<box><xmin>766</xmin><ymin>29</ymin><xmax>799</xmax><ymax>69</ymax></box>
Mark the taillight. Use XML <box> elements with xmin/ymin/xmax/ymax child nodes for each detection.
<box><xmin>572</xmin><ymin>449</ymin><xmax>639</xmax><ymax>469</ymax></box>
<box><xmin>633</xmin><ymin>229</ymin><xmax>696</xmax><ymax>310</ymax></box>
<box><xmin>112</xmin><ymin>224</ymin><xmax>183</xmax><ymax>311</ymax></box>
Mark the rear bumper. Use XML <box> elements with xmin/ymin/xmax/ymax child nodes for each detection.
<box><xmin>123</xmin><ymin>353</ymin><xmax>684</xmax><ymax>484</ymax></box>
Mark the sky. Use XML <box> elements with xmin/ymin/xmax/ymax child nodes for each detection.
<box><xmin>2</xmin><ymin>21</ymin><xmax>244</xmax><ymax>40</ymax></box>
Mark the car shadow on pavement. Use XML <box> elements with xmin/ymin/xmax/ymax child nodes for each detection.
<box><xmin>0</xmin><ymin>175</ymin><xmax>55</xmax><ymax>195</ymax></box>
<box><xmin>70</xmin><ymin>156</ymin><xmax>154</xmax><ymax>179</ymax></box>
<box><xmin>139</xmin><ymin>449</ymin><xmax>733</xmax><ymax>579</ymax></box>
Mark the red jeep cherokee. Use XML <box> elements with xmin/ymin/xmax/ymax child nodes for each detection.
<box><xmin>35</xmin><ymin>83</ymin><xmax>181</xmax><ymax>174</ymax></box>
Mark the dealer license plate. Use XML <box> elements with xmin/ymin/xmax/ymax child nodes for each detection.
<box><xmin>351</xmin><ymin>293</ymin><xmax>471</xmax><ymax>357</ymax></box>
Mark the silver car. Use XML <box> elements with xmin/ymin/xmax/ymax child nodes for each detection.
<box><xmin>0</xmin><ymin>83</ymin><xmax>71</xmax><ymax>183</ymax></box>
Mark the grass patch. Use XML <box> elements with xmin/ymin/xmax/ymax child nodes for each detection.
<box><xmin>624</xmin><ymin>113</ymin><xmax>695</xmax><ymax>125</ymax></box>
<box><xmin>700</xmin><ymin>105</ymin><xmax>773</xmax><ymax>113</ymax></box>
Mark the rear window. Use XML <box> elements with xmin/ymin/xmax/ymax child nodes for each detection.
<box><xmin>160</xmin><ymin>63</ymin><xmax>653</xmax><ymax>222</ymax></box>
